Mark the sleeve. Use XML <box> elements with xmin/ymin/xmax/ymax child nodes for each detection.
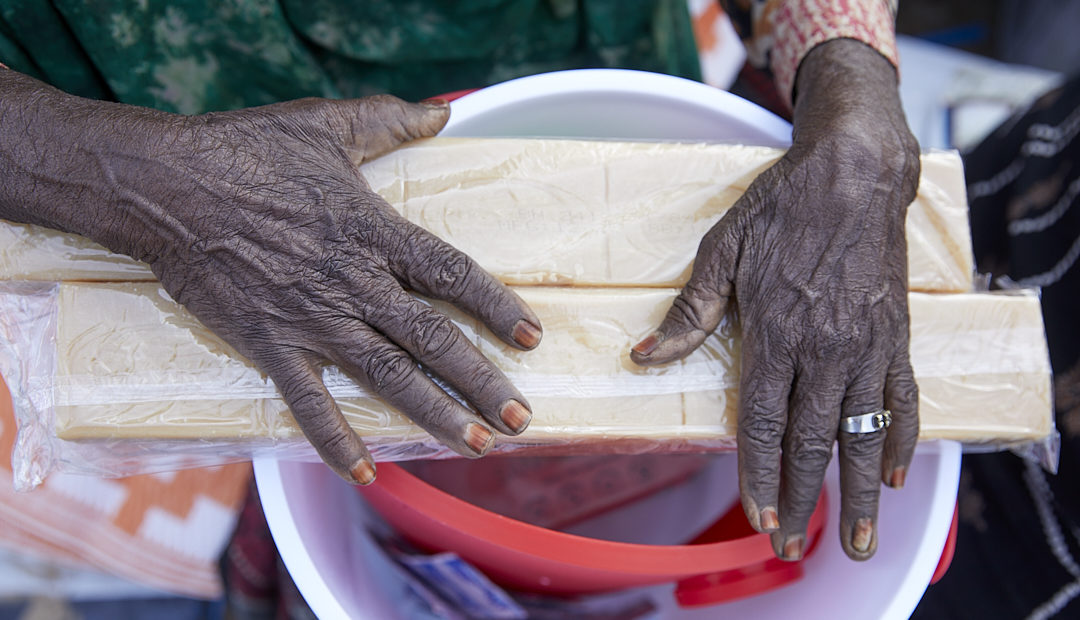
<box><xmin>720</xmin><ymin>0</ymin><xmax>899</xmax><ymax>113</ymax></box>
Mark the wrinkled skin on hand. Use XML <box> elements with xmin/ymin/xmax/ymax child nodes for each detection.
<box><xmin>632</xmin><ymin>39</ymin><xmax>921</xmax><ymax>561</ymax></box>
<box><xmin>0</xmin><ymin>71</ymin><xmax>541</xmax><ymax>485</ymax></box>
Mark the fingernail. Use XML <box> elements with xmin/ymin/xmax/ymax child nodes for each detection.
<box><xmin>465</xmin><ymin>423</ymin><xmax>494</xmax><ymax>455</ymax></box>
<box><xmin>890</xmin><ymin>466</ymin><xmax>906</xmax><ymax>489</ymax></box>
<box><xmin>760</xmin><ymin>507</ymin><xmax>779</xmax><ymax>531</ymax></box>
<box><xmin>351</xmin><ymin>460</ymin><xmax>376</xmax><ymax>486</ymax></box>
<box><xmin>420</xmin><ymin>97</ymin><xmax>449</xmax><ymax>108</ymax></box>
<box><xmin>500</xmin><ymin>400</ymin><xmax>532</xmax><ymax>434</ymax></box>
<box><xmin>852</xmin><ymin>518</ymin><xmax>873</xmax><ymax>553</ymax></box>
<box><xmin>512</xmin><ymin>320</ymin><xmax>542</xmax><ymax>349</ymax></box>
<box><xmin>782</xmin><ymin>536</ymin><xmax>804</xmax><ymax>561</ymax></box>
<box><xmin>632</xmin><ymin>332</ymin><xmax>661</xmax><ymax>357</ymax></box>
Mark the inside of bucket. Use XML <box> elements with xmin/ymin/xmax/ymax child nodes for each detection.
<box><xmin>398</xmin><ymin>453</ymin><xmax>743</xmax><ymax>546</ymax></box>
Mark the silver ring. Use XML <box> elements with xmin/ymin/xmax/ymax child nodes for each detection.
<box><xmin>839</xmin><ymin>409</ymin><xmax>892</xmax><ymax>434</ymax></box>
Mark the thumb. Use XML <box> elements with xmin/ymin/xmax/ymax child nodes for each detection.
<box><xmin>331</xmin><ymin>94</ymin><xmax>450</xmax><ymax>164</ymax></box>
<box><xmin>630</xmin><ymin>212</ymin><xmax>743</xmax><ymax>366</ymax></box>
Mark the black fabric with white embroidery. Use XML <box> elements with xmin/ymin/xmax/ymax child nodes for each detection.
<box><xmin>914</xmin><ymin>74</ymin><xmax>1080</xmax><ymax>620</ymax></box>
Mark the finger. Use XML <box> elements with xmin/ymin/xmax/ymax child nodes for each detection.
<box><xmin>630</xmin><ymin>215</ymin><xmax>742</xmax><ymax>366</ymax></box>
<box><xmin>770</xmin><ymin>373</ymin><xmax>844</xmax><ymax>562</ymax></box>
<box><xmin>837</xmin><ymin>365</ymin><xmax>889</xmax><ymax>561</ymax></box>
<box><xmin>258</xmin><ymin>349</ymin><xmax>377</xmax><ymax>485</ymax></box>
<box><xmin>332</xmin><ymin>325</ymin><xmax>498</xmax><ymax>458</ymax></box>
<box><xmin>360</xmin><ymin>281</ymin><xmax>532</xmax><ymax>436</ymax></box>
<box><xmin>386</xmin><ymin>224</ymin><xmax>543</xmax><ymax>351</ymax></box>
<box><xmin>333</xmin><ymin>95</ymin><xmax>450</xmax><ymax>163</ymax></box>
<box><xmin>882</xmin><ymin>349</ymin><xmax>919</xmax><ymax>489</ymax></box>
<box><xmin>736</xmin><ymin>340</ymin><xmax>794</xmax><ymax>536</ymax></box>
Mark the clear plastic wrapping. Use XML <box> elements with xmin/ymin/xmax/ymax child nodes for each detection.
<box><xmin>0</xmin><ymin>138</ymin><xmax>973</xmax><ymax>292</ymax></box>
<box><xmin>0</xmin><ymin>281</ymin><xmax>1055</xmax><ymax>489</ymax></box>
<box><xmin>0</xmin><ymin>138</ymin><xmax>1048</xmax><ymax>487</ymax></box>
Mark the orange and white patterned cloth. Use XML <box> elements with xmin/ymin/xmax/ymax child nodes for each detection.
<box><xmin>719</xmin><ymin>0</ymin><xmax>899</xmax><ymax>112</ymax></box>
<box><xmin>0</xmin><ymin>378</ymin><xmax>251</xmax><ymax>599</ymax></box>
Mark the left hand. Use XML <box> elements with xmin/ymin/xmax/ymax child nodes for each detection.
<box><xmin>631</xmin><ymin>39</ymin><xmax>921</xmax><ymax>561</ymax></box>
<box><xmin>0</xmin><ymin>69</ymin><xmax>543</xmax><ymax>486</ymax></box>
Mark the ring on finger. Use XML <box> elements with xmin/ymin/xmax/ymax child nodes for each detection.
<box><xmin>839</xmin><ymin>409</ymin><xmax>891</xmax><ymax>434</ymax></box>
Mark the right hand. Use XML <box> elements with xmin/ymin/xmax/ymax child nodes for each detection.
<box><xmin>0</xmin><ymin>70</ymin><xmax>541</xmax><ymax>485</ymax></box>
<box><xmin>630</xmin><ymin>39</ymin><xmax>920</xmax><ymax>561</ymax></box>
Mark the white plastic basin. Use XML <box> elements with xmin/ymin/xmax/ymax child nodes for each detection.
<box><xmin>256</xmin><ymin>68</ymin><xmax>961</xmax><ymax>620</ymax></box>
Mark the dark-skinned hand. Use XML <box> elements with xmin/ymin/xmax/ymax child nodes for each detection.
<box><xmin>632</xmin><ymin>39</ymin><xmax>921</xmax><ymax>561</ymax></box>
<box><xmin>0</xmin><ymin>69</ymin><xmax>542</xmax><ymax>485</ymax></box>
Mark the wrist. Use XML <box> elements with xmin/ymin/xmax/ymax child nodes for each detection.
<box><xmin>792</xmin><ymin>39</ymin><xmax>906</xmax><ymax>133</ymax></box>
<box><xmin>788</xmin><ymin>39</ymin><xmax>920</xmax><ymax>217</ymax></box>
<box><xmin>0</xmin><ymin>69</ymin><xmax>178</xmax><ymax>258</ymax></box>
<box><xmin>790</xmin><ymin>38</ymin><xmax>919</xmax><ymax>176</ymax></box>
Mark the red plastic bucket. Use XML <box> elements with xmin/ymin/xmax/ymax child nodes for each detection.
<box><xmin>357</xmin><ymin>462</ymin><xmax>827</xmax><ymax>606</ymax></box>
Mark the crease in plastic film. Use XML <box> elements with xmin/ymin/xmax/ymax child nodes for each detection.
<box><xmin>0</xmin><ymin>282</ymin><xmax>61</xmax><ymax>491</ymax></box>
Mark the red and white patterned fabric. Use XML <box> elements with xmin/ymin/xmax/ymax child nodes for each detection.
<box><xmin>723</xmin><ymin>0</ymin><xmax>899</xmax><ymax>112</ymax></box>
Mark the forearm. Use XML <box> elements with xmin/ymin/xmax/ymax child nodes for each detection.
<box><xmin>0</xmin><ymin>67</ymin><xmax>178</xmax><ymax>259</ymax></box>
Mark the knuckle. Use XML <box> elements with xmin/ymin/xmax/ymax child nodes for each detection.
<box><xmin>740</xmin><ymin>369</ymin><xmax>791</xmax><ymax>414</ymax></box>
<box><xmin>363</xmin><ymin>347</ymin><xmax>416</xmax><ymax>393</ymax></box>
<box><xmin>269</xmin><ymin>373</ymin><xmax>332</xmax><ymax>426</ymax></box>
<box><xmin>365</xmin><ymin>94</ymin><xmax>411</xmax><ymax>130</ymax></box>
<box><xmin>747</xmin><ymin>312</ymin><xmax>804</xmax><ymax>354</ymax></box>
<box><xmin>783</xmin><ymin>432</ymin><xmax>834</xmax><ymax>471</ymax></box>
<box><xmin>843</xmin><ymin>385</ymin><xmax>887</xmax><ymax>415</ymax></box>
<box><xmin>365</xmin><ymin>93</ymin><xmax>402</xmax><ymax>108</ymax></box>
<box><xmin>324</xmin><ymin>432</ymin><xmax>355</xmax><ymax>461</ymax></box>
<box><xmin>668</xmin><ymin>294</ymin><xmax>710</xmax><ymax>332</ymax></box>
<box><xmin>809</xmin><ymin>320</ymin><xmax>864</xmax><ymax>355</ymax></box>
<box><xmin>740</xmin><ymin>466</ymin><xmax>780</xmax><ymax>500</ymax></box>
<box><xmin>888</xmin><ymin>371</ymin><xmax>919</xmax><ymax>412</ymax></box>
<box><xmin>350</xmin><ymin>204</ymin><xmax>397</xmax><ymax>249</ymax></box>
<box><xmin>415</xmin><ymin>399</ymin><xmax>460</xmax><ymax>434</ymax></box>
<box><xmin>412</xmin><ymin>312</ymin><xmax>461</xmax><ymax>360</ymax></box>
<box><xmin>313</xmin><ymin>254</ymin><xmax>349</xmax><ymax>282</ymax></box>
<box><xmin>463</xmin><ymin>362</ymin><xmax>502</xmax><ymax>401</ymax></box>
<box><xmin>784</xmin><ymin>485</ymin><xmax>824</xmax><ymax>521</ymax></box>
<box><xmin>739</xmin><ymin>415</ymin><xmax>785</xmax><ymax>449</ymax></box>
<box><xmin>426</xmin><ymin>246</ymin><xmax>476</xmax><ymax>300</ymax></box>
<box><xmin>308</xmin><ymin>415</ymin><xmax>349</xmax><ymax>451</ymax></box>
<box><xmin>394</xmin><ymin>228</ymin><xmax>478</xmax><ymax>299</ymax></box>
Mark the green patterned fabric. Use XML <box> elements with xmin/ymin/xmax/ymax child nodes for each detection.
<box><xmin>0</xmin><ymin>0</ymin><xmax>701</xmax><ymax>113</ymax></box>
